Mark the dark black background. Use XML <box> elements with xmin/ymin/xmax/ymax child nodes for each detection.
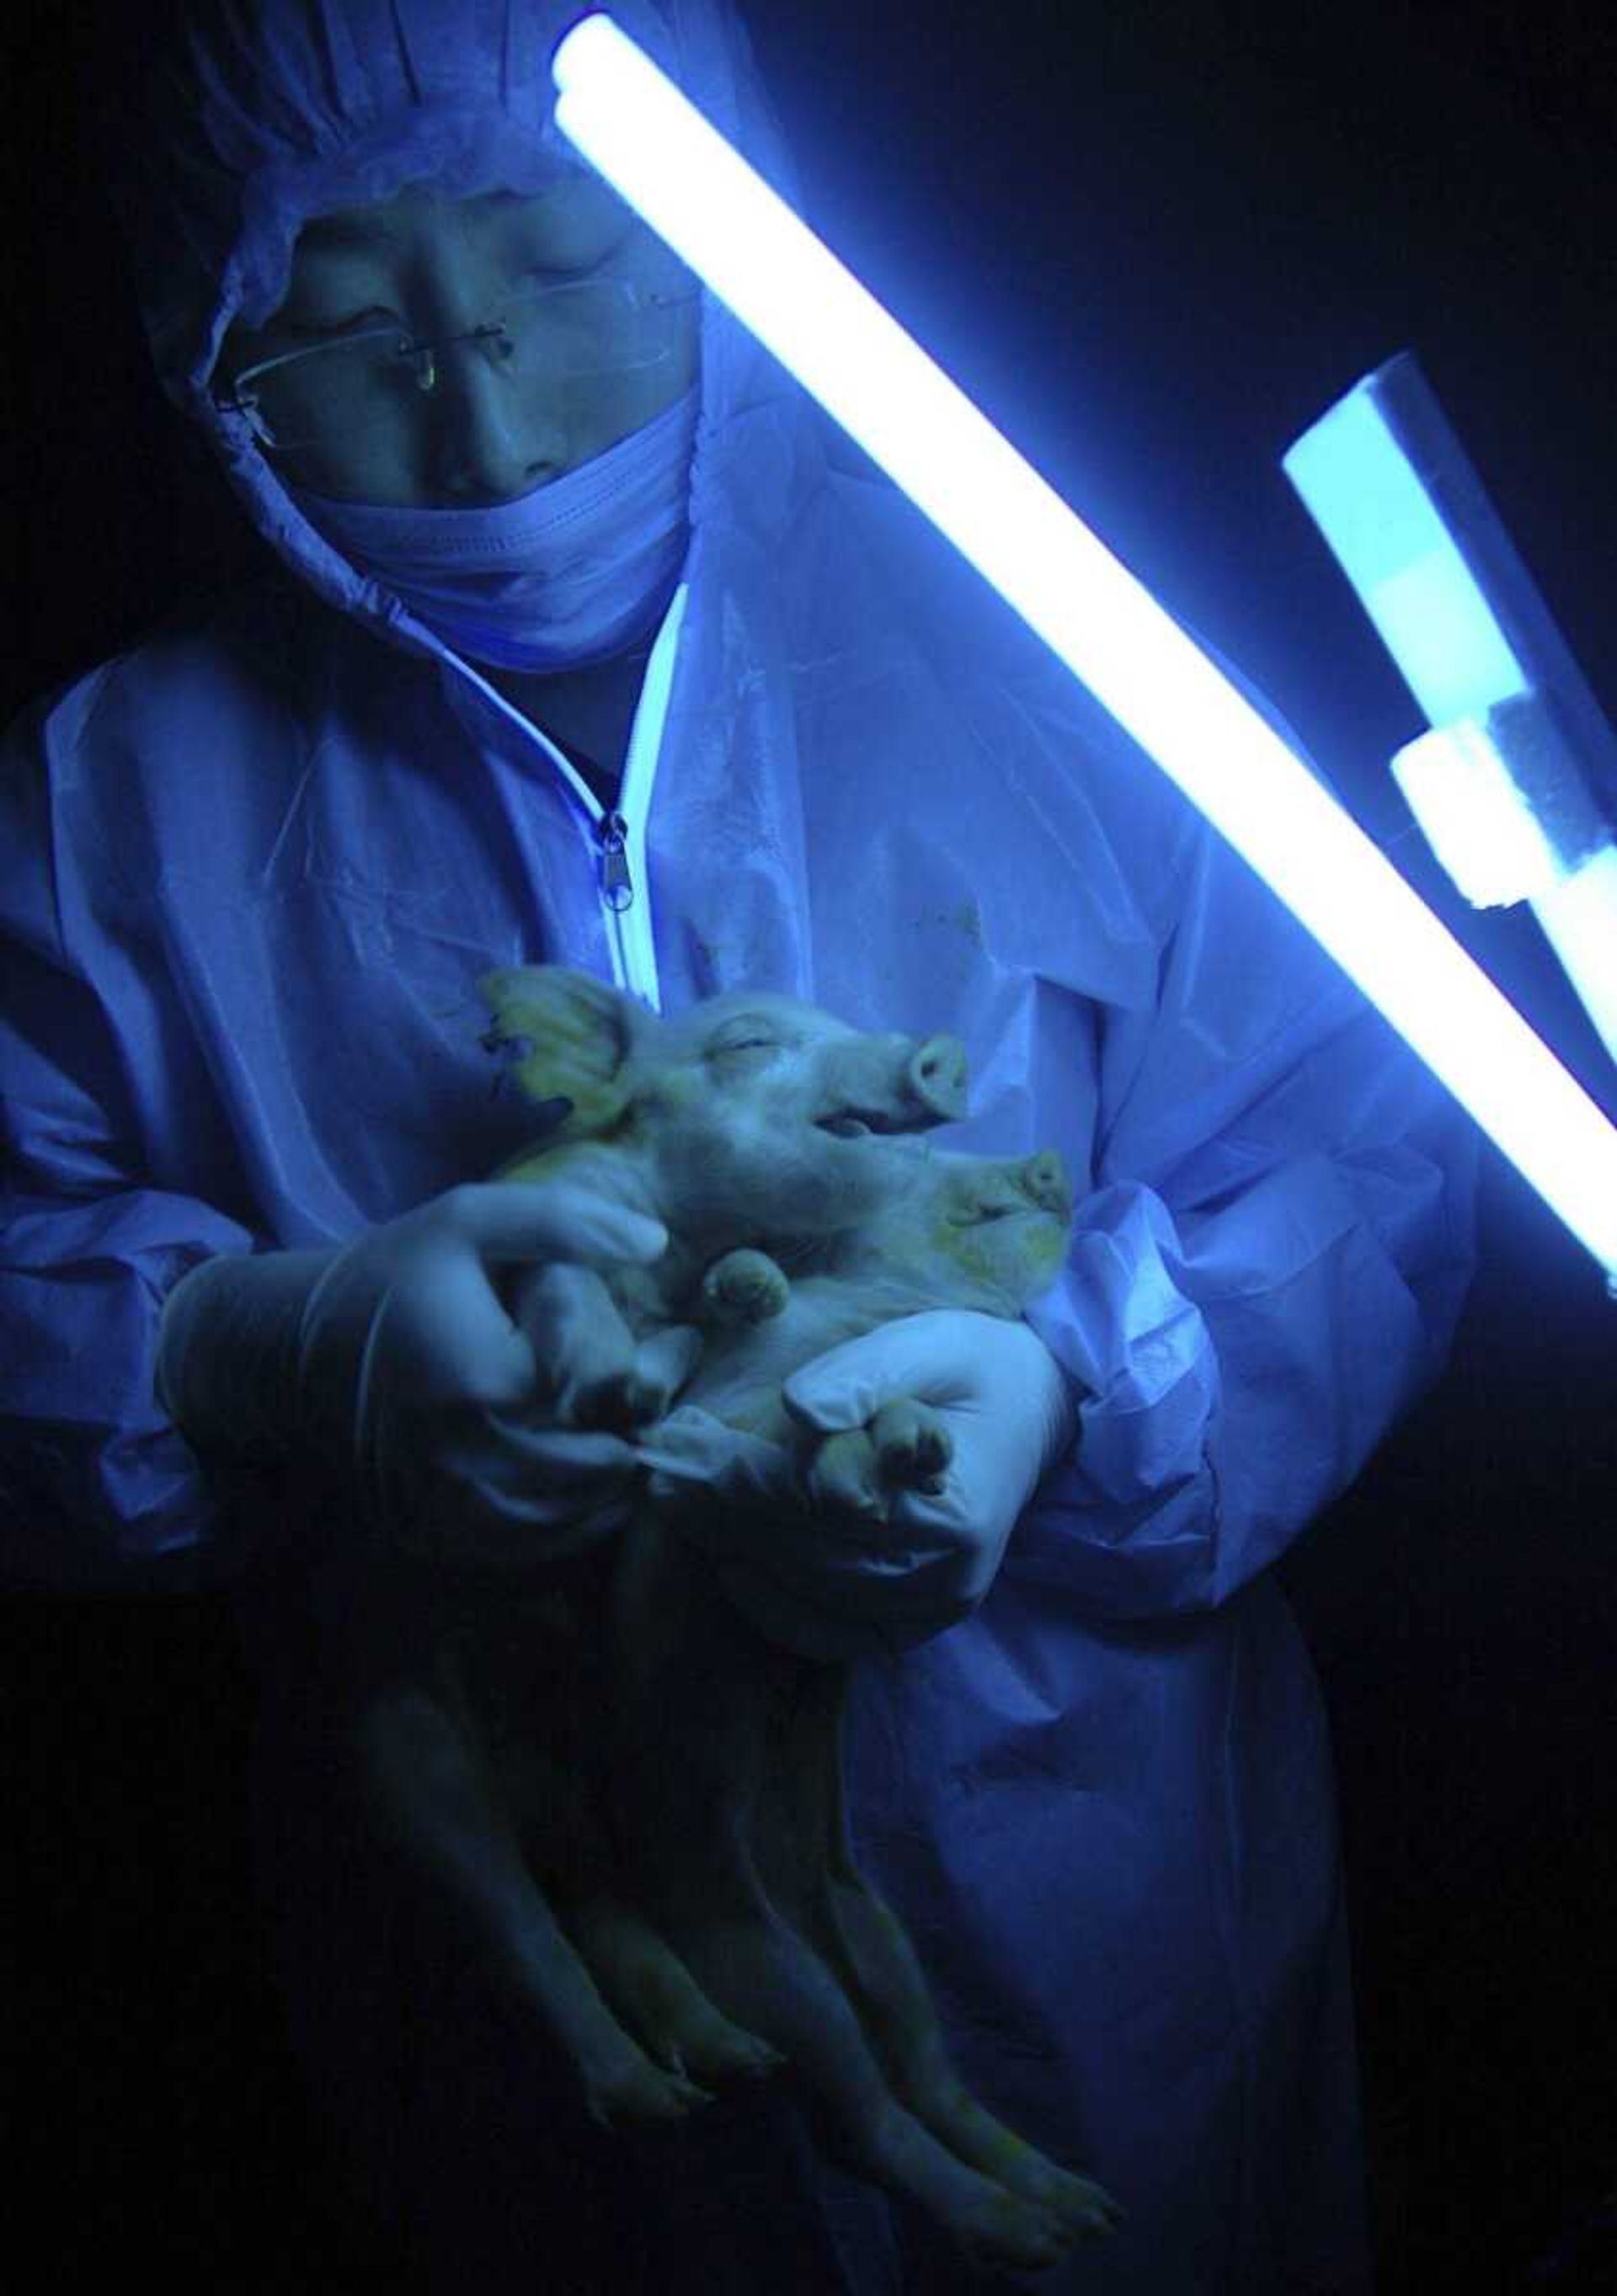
<box><xmin>4</xmin><ymin>2</ymin><xmax>1616</xmax><ymax>2288</ymax></box>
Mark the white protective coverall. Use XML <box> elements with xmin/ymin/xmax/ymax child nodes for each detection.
<box><xmin>0</xmin><ymin>3</ymin><xmax>1476</xmax><ymax>2288</ymax></box>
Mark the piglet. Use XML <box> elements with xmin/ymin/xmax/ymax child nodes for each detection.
<box><xmin>461</xmin><ymin>967</ymin><xmax>1120</xmax><ymax>2272</ymax></box>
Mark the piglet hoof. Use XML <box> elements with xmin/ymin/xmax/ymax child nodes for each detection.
<box><xmin>869</xmin><ymin>1398</ymin><xmax>953</xmax><ymax>1494</ymax></box>
<box><xmin>955</xmin><ymin>2193</ymin><xmax>1097</xmax><ymax>2275</ymax></box>
<box><xmin>574</xmin><ymin>1328</ymin><xmax>700</xmax><ymax>1435</ymax></box>
<box><xmin>645</xmin><ymin>2018</ymin><xmax>787</xmax><ymax>2091</ymax></box>
<box><xmin>804</xmin><ymin>1426</ymin><xmax>887</xmax><ymax>1521</ymax></box>
<box><xmin>580</xmin><ymin>2040</ymin><xmax>718</xmax><ymax>2134</ymax></box>
<box><xmin>973</xmin><ymin>2134</ymin><xmax>1122</xmax><ymax>2240</ymax></box>
<box><xmin>700</xmin><ymin>1249</ymin><xmax>790</xmax><ymax>1327</ymax></box>
<box><xmin>566</xmin><ymin>1894</ymin><xmax>787</xmax><ymax>2091</ymax></box>
<box><xmin>574</xmin><ymin>1367</ymin><xmax>665</xmax><ymax>1435</ymax></box>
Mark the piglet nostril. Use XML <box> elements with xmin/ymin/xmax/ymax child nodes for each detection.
<box><xmin>1021</xmin><ymin>1150</ymin><xmax>1073</xmax><ymax>1219</ymax></box>
<box><xmin>907</xmin><ymin>1033</ymin><xmax>969</xmax><ymax>1121</ymax></box>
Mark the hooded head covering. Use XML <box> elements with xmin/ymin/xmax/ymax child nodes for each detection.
<box><xmin>104</xmin><ymin>0</ymin><xmax>808</xmax><ymax>664</ymax></box>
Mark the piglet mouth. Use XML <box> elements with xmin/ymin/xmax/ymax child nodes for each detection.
<box><xmin>814</xmin><ymin>1107</ymin><xmax>926</xmax><ymax>1139</ymax></box>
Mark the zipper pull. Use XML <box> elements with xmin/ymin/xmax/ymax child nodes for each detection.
<box><xmin>596</xmin><ymin>808</ymin><xmax>634</xmax><ymax>913</ymax></box>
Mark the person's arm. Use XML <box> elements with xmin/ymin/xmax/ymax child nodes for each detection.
<box><xmin>2</xmin><ymin>987</ymin><xmax>265</xmax><ymax>1585</ymax></box>
<box><xmin>1</xmin><ymin>681</ymin><xmax>678</xmax><ymax>1590</ymax></box>
<box><xmin>0</xmin><ymin>679</ymin><xmax>265</xmax><ymax>1588</ymax></box>
<box><xmin>1009</xmin><ymin>807</ymin><xmax>1478</xmax><ymax>1620</ymax></box>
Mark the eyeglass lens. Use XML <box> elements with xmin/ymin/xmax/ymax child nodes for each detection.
<box><xmin>237</xmin><ymin>280</ymin><xmax>690</xmax><ymax>452</ymax></box>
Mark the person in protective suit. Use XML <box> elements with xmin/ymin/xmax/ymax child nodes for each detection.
<box><xmin>0</xmin><ymin>2</ymin><xmax>1477</xmax><ymax>2289</ymax></box>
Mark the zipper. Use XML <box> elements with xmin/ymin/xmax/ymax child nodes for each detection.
<box><xmin>605</xmin><ymin>582</ymin><xmax>687</xmax><ymax>1006</ymax></box>
<box><xmin>596</xmin><ymin>807</ymin><xmax>634</xmax><ymax>913</ymax></box>
<box><xmin>424</xmin><ymin>584</ymin><xmax>688</xmax><ymax>1009</ymax></box>
<box><xmin>595</xmin><ymin>807</ymin><xmax>636</xmax><ymax>990</ymax></box>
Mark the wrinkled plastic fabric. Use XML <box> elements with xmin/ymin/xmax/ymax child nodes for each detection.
<box><xmin>2</xmin><ymin>2</ymin><xmax>1477</xmax><ymax>2288</ymax></box>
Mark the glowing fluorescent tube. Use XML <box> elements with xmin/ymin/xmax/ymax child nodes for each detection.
<box><xmin>552</xmin><ymin>13</ymin><xmax>1617</xmax><ymax>1280</ymax></box>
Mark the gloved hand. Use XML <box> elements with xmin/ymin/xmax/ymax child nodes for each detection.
<box><xmin>157</xmin><ymin>1181</ymin><xmax>677</xmax><ymax>1571</ymax></box>
<box><xmin>636</xmin><ymin>1309</ymin><xmax>1081</xmax><ymax>1661</ymax></box>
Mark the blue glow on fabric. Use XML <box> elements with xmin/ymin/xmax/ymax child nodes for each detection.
<box><xmin>551</xmin><ymin>12</ymin><xmax>1617</xmax><ymax>1280</ymax></box>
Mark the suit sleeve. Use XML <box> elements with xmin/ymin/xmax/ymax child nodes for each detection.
<box><xmin>1008</xmin><ymin>791</ymin><xmax>1478</xmax><ymax>1620</ymax></box>
<box><xmin>0</xmin><ymin>682</ymin><xmax>260</xmax><ymax>1591</ymax></box>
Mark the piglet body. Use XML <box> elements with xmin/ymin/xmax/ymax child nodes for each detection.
<box><xmin>460</xmin><ymin>967</ymin><xmax>1119</xmax><ymax>2268</ymax></box>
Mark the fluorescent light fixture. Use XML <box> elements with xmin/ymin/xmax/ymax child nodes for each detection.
<box><xmin>1534</xmin><ymin>844</ymin><xmax>1617</xmax><ymax>1072</ymax></box>
<box><xmin>1283</xmin><ymin>383</ymin><xmax>1529</xmax><ymax>727</ymax></box>
<box><xmin>1286</xmin><ymin>355</ymin><xmax>1617</xmax><ymax>1066</ymax></box>
<box><xmin>1283</xmin><ymin>355</ymin><xmax>1617</xmax><ymax>807</ymax></box>
<box><xmin>1390</xmin><ymin>717</ymin><xmax>1565</xmax><ymax>909</ymax></box>
<box><xmin>552</xmin><ymin>13</ymin><xmax>1617</xmax><ymax>1281</ymax></box>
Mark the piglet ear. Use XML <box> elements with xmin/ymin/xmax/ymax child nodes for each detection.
<box><xmin>476</xmin><ymin>965</ymin><xmax>640</xmax><ymax>1135</ymax></box>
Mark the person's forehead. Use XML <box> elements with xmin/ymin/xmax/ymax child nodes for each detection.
<box><xmin>295</xmin><ymin>176</ymin><xmax>612</xmax><ymax>251</ymax></box>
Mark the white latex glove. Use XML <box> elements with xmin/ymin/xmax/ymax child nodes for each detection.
<box><xmin>157</xmin><ymin>1182</ymin><xmax>673</xmax><ymax>1572</ymax></box>
<box><xmin>636</xmin><ymin>1309</ymin><xmax>1081</xmax><ymax>1661</ymax></box>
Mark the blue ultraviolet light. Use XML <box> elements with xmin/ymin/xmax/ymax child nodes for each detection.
<box><xmin>551</xmin><ymin>13</ymin><xmax>1617</xmax><ymax>1281</ymax></box>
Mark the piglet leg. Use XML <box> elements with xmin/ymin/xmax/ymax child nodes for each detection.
<box><xmin>462</xmin><ymin>1571</ymin><xmax>782</xmax><ymax>2102</ymax></box>
<box><xmin>515</xmin><ymin>1263</ymin><xmax>696</xmax><ymax>1435</ymax></box>
<box><xmin>780</xmin><ymin>1682</ymin><xmax>1123</xmax><ymax>2243</ymax></box>
<box><xmin>562</xmin><ymin>1889</ymin><xmax>787</xmax><ymax>2090</ymax></box>
<box><xmin>328</xmin><ymin>1560</ymin><xmax>714</xmax><ymax>2136</ymax></box>
<box><xmin>606</xmin><ymin>1512</ymin><xmax>1104</xmax><ymax>2273</ymax></box>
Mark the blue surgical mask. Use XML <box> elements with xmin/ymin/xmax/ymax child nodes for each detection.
<box><xmin>286</xmin><ymin>383</ymin><xmax>699</xmax><ymax>673</ymax></box>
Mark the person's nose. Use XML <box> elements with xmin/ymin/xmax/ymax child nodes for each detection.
<box><xmin>425</xmin><ymin>330</ymin><xmax>572</xmax><ymax>503</ymax></box>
